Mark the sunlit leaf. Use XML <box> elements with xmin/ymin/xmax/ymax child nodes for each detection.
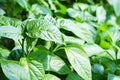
<box><xmin>65</xmin><ymin>45</ymin><xmax>92</xmax><ymax>80</ymax></box>
<box><xmin>58</xmin><ymin>19</ymin><xmax>95</xmax><ymax>43</ymax></box>
<box><xmin>0</xmin><ymin>16</ymin><xmax>22</xmax><ymax>27</ymax></box>
<box><xmin>1</xmin><ymin>57</ymin><xmax>45</xmax><ymax>80</ymax></box>
<box><xmin>0</xmin><ymin>26</ymin><xmax>23</xmax><ymax>40</ymax></box>
<box><xmin>23</xmin><ymin>17</ymin><xmax>63</xmax><ymax>43</ymax></box>
<box><xmin>96</xmin><ymin>6</ymin><xmax>106</xmax><ymax>23</ymax></box>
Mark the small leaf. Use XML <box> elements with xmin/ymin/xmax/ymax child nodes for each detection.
<box><xmin>65</xmin><ymin>45</ymin><xmax>92</xmax><ymax>80</ymax></box>
<box><xmin>43</xmin><ymin>74</ymin><xmax>61</xmax><ymax>80</ymax></box>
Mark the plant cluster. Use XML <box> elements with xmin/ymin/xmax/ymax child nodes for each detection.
<box><xmin>0</xmin><ymin>0</ymin><xmax>120</xmax><ymax>80</ymax></box>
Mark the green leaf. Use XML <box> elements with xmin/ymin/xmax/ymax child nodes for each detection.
<box><xmin>108</xmin><ymin>73</ymin><xmax>120</xmax><ymax>80</ymax></box>
<box><xmin>26</xmin><ymin>37</ymin><xmax>38</xmax><ymax>53</ymax></box>
<box><xmin>107</xmin><ymin>0</ymin><xmax>120</xmax><ymax>16</ymax></box>
<box><xmin>100</xmin><ymin>57</ymin><xmax>117</xmax><ymax>73</ymax></box>
<box><xmin>63</xmin><ymin>34</ymin><xmax>85</xmax><ymax>45</ymax></box>
<box><xmin>65</xmin><ymin>45</ymin><xmax>92</xmax><ymax>80</ymax></box>
<box><xmin>29</xmin><ymin>4</ymin><xmax>51</xmax><ymax>18</ymax></box>
<box><xmin>66</xmin><ymin>72</ymin><xmax>83</xmax><ymax>80</ymax></box>
<box><xmin>0</xmin><ymin>46</ymin><xmax>10</xmax><ymax>59</ymax></box>
<box><xmin>82</xmin><ymin>43</ymin><xmax>105</xmax><ymax>57</ymax></box>
<box><xmin>1</xmin><ymin>58</ymin><xmax>45</xmax><ymax>80</ymax></box>
<box><xmin>107</xmin><ymin>26</ymin><xmax>120</xmax><ymax>43</ymax></box>
<box><xmin>0</xmin><ymin>8</ymin><xmax>5</xmax><ymax>15</ymax></box>
<box><xmin>73</xmin><ymin>3</ymin><xmax>89</xmax><ymax>11</ymax></box>
<box><xmin>0</xmin><ymin>16</ymin><xmax>22</xmax><ymax>27</ymax></box>
<box><xmin>59</xmin><ymin>19</ymin><xmax>95</xmax><ymax>43</ymax></box>
<box><xmin>8</xmin><ymin>46</ymin><xmax>22</xmax><ymax>60</ymax></box>
<box><xmin>96</xmin><ymin>6</ymin><xmax>106</xmax><ymax>23</ymax></box>
<box><xmin>43</xmin><ymin>74</ymin><xmax>61</xmax><ymax>80</ymax></box>
<box><xmin>0</xmin><ymin>26</ymin><xmax>23</xmax><ymax>40</ymax></box>
<box><xmin>29</xmin><ymin>47</ymin><xmax>71</xmax><ymax>74</ymax></box>
<box><xmin>67</xmin><ymin>8</ymin><xmax>96</xmax><ymax>21</ymax></box>
<box><xmin>16</xmin><ymin>0</ymin><xmax>29</xmax><ymax>10</ymax></box>
<box><xmin>24</xmin><ymin>17</ymin><xmax>63</xmax><ymax>43</ymax></box>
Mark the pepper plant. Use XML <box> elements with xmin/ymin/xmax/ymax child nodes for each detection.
<box><xmin>1</xmin><ymin>0</ymin><xmax>120</xmax><ymax>80</ymax></box>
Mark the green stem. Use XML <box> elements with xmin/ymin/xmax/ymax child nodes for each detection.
<box><xmin>22</xmin><ymin>38</ymin><xmax>25</xmax><ymax>57</ymax></box>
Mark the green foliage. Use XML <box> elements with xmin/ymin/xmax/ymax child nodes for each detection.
<box><xmin>0</xmin><ymin>0</ymin><xmax>120</xmax><ymax>80</ymax></box>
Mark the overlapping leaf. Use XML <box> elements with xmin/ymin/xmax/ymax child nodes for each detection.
<box><xmin>1</xmin><ymin>57</ymin><xmax>45</xmax><ymax>80</ymax></box>
<box><xmin>23</xmin><ymin>17</ymin><xmax>63</xmax><ymax>43</ymax></box>
<box><xmin>29</xmin><ymin>46</ymin><xmax>71</xmax><ymax>74</ymax></box>
<box><xmin>65</xmin><ymin>45</ymin><xmax>92</xmax><ymax>80</ymax></box>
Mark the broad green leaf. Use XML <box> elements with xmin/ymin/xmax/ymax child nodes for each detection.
<box><xmin>1</xmin><ymin>58</ymin><xmax>45</xmax><ymax>80</ymax></box>
<box><xmin>67</xmin><ymin>8</ymin><xmax>96</xmax><ymax>21</ymax></box>
<box><xmin>16</xmin><ymin>0</ymin><xmax>29</xmax><ymax>10</ymax></box>
<box><xmin>43</xmin><ymin>74</ymin><xmax>61</xmax><ymax>80</ymax></box>
<box><xmin>59</xmin><ymin>19</ymin><xmax>95</xmax><ymax>43</ymax></box>
<box><xmin>108</xmin><ymin>73</ymin><xmax>120</xmax><ymax>80</ymax></box>
<box><xmin>1</xmin><ymin>60</ymin><xmax>29</xmax><ymax>80</ymax></box>
<box><xmin>29</xmin><ymin>4</ymin><xmax>51</xmax><ymax>18</ymax></box>
<box><xmin>63</xmin><ymin>34</ymin><xmax>85</xmax><ymax>45</ymax></box>
<box><xmin>29</xmin><ymin>47</ymin><xmax>71</xmax><ymax>74</ymax></box>
<box><xmin>24</xmin><ymin>18</ymin><xmax>63</xmax><ymax>43</ymax></box>
<box><xmin>92</xmin><ymin>64</ymin><xmax>104</xmax><ymax>75</ymax></box>
<box><xmin>82</xmin><ymin>43</ymin><xmax>105</xmax><ymax>57</ymax></box>
<box><xmin>96</xmin><ymin>6</ymin><xmax>106</xmax><ymax>23</ymax></box>
<box><xmin>107</xmin><ymin>0</ymin><xmax>120</xmax><ymax>16</ymax></box>
<box><xmin>0</xmin><ymin>16</ymin><xmax>22</xmax><ymax>27</ymax></box>
<box><xmin>66</xmin><ymin>72</ymin><xmax>83</xmax><ymax>80</ymax></box>
<box><xmin>0</xmin><ymin>26</ymin><xmax>23</xmax><ymax>40</ymax></box>
<box><xmin>65</xmin><ymin>45</ymin><xmax>92</xmax><ymax>80</ymax></box>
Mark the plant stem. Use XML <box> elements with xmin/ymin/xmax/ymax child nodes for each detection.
<box><xmin>22</xmin><ymin>38</ymin><xmax>25</xmax><ymax>57</ymax></box>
